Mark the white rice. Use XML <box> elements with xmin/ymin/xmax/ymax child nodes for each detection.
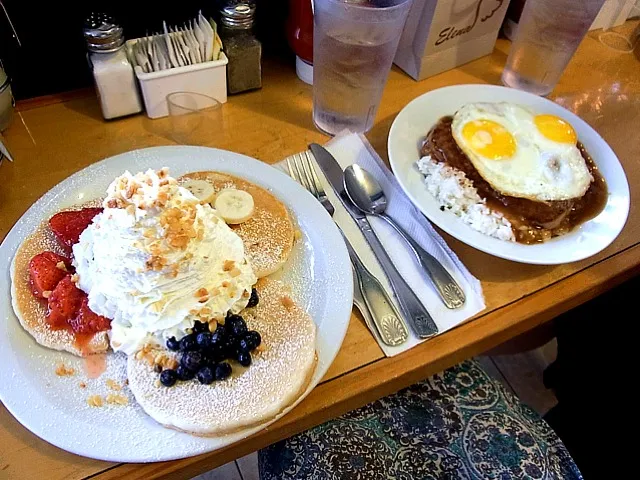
<box><xmin>416</xmin><ymin>155</ymin><xmax>515</xmax><ymax>242</ymax></box>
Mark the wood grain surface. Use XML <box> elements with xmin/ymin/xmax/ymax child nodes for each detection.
<box><xmin>0</xmin><ymin>28</ymin><xmax>638</xmax><ymax>479</ymax></box>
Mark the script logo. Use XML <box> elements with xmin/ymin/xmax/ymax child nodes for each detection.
<box><xmin>435</xmin><ymin>0</ymin><xmax>505</xmax><ymax>46</ymax></box>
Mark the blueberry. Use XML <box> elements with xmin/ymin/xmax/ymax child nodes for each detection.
<box><xmin>214</xmin><ymin>362</ymin><xmax>232</xmax><ymax>381</ymax></box>
<box><xmin>246</xmin><ymin>288</ymin><xmax>259</xmax><ymax>308</ymax></box>
<box><xmin>226</xmin><ymin>314</ymin><xmax>248</xmax><ymax>338</ymax></box>
<box><xmin>238</xmin><ymin>337</ymin><xmax>251</xmax><ymax>353</ymax></box>
<box><xmin>237</xmin><ymin>351</ymin><xmax>252</xmax><ymax>367</ymax></box>
<box><xmin>244</xmin><ymin>331</ymin><xmax>262</xmax><ymax>350</ymax></box>
<box><xmin>159</xmin><ymin>369</ymin><xmax>178</xmax><ymax>387</ymax></box>
<box><xmin>210</xmin><ymin>346</ymin><xmax>227</xmax><ymax>362</ymax></box>
<box><xmin>215</xmin><ymin>324</ymin><xmax>227</xmax><ymax>338</ymax></box>
<box><xmin>196</xmin><ymin>332</ymin><xmax>212</xmax><ymax>349</ymax></box>
<box><xmin>196</xmin><ymin>366</ymin><xmax>215</xmax><ymax>385</ymax></box>
<box><xmin>222</xmin><ymin>337</ymin><xmax>238</xmax><ymax>357</ymax></box>
<box><xmin>179</xmin><ymin>333</ymin><xmax>198</xmax><ymax>351</ymax></box>
<box><xmin>192</xmin><ymin>320</ymin><xmax>209</xmax><ymax>333</ymax></box>
<box><xmin>166</xmin><ymin>336</ymin><xmax>180</xmax><ymax>351</ymax></box>
<box><xmin>176</xmin><ymin>365</ymin><xmax>194</xmax><ymax>381</ymax></box>
<box><xmin>210</xmin><ymin>327</ymin><xmax>226</xmax><ymax>347</ymax></box>
<box><xmin>181</xmin><ymin>351</ymin><xmax>203</xmax><ymax>371</ymax></box>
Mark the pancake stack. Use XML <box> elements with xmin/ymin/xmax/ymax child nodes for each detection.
<box><xmin>11</xmin><ymin>169</ymin><xmax>316</xmax><ymax>436</ymax></box>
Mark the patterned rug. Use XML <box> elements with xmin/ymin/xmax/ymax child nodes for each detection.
<box><xmin>259</xmin><ymin>359</ymin><xmax>582</xmax><ymax>479</ymax></box>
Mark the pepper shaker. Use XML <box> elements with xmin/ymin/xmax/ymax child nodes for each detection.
<box><xmin>84</xmin><ymin>14</ymin><xmax>143</xmax><ymax>119</ymax></box>
<box><xmin>219</xmin><ymin>3</ymin><xmax>262</xmax><ymax>94</ymax></box>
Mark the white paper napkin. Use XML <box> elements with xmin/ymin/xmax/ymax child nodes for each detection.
<box><xmin>281</xmin><ymin>132</ymin><xmax>485</xmax><ymax>357</ymax></box>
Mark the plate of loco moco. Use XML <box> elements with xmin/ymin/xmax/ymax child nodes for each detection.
<box><xmin>0</xmin><ymin>146</ymin><xmax>352</xmax><ymax>462</ymax></box>
<box><xmin>389</xmin><ymin>85</ymin><xmax>630</xmax><ymax>264</ymax></box>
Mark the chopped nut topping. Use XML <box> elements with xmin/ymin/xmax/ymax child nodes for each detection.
<box><xmin>126</xmin><ymin>205</ymin><xmax>135</xmax><ymax>216</ymax></box>
<box><xmin>230</xmin><ymin>268</ymin><xmax>242</xmax><ymax>278</ymax></box>
<box><xmin>70</xmin><ymin>273</ymin><xmax>79</xmax><ymax>283</ymax></box>
<box><xmin>198</xmin><ymin>295</ymin><xmax>209</xmax><ymax>303</ymax></box>
<box><xmin>222</xmin><ymin>281</ymin><xmax>230</xmax><ymax>288</ymax></box>
<box><xmin>55</xmin><ymin>261</ymin><xmax>68</xmax><ymax>272</ymax></box>
<box><xmin>79</xmin><ymin>382</ymin><xmax>87</xmax><ymax>389</ymax></box>
<box><xmin>195</xmin><ymin>288</ymin><xmax>208</xmax><ymax>298</ymax></box>
<box><xmin>106</xmin><ymin>379</ymin><xmax>122</xmax><ymax>391</ymax></box>
<box><xmin>208</xmin><ymin>320</ymin><xmax>218</xmax><ymax>332</ymax></box>
<box><xmin>223</xmin><ymin>260</ymin><xmax>235</xmax><ymax>271</ymax></box>
<box><xmin>55</xmin><ymin>363</ymin><xmax>75</xmax><ymax>376</ymax></box>
<box><xmin>106</xmin><ymin>394</ymin><xmax>128</xmax><ymax>406</ymax></box>
<box><xmin>87</xmin><ymin>395</ymin><xmax>104</xmax><ymax>407</ymax></box>
<box><xmin>42</xmin><ymin>290</ymin><xmax>52</xmax><ymax>299</ymax></box>
<box><xmin>242</xmin><ymin>290</ymin><xmax>250</xmax><ymax>298</ymax></box>
<box><xmin>124</xmin><ymin>184</ymin><xmax>136</xmax><ymax>199</ymax></box>
<box><xmin>146</xmin><ymin>255</ymin><xmax>167</xmax><ymax>271</ymax></box>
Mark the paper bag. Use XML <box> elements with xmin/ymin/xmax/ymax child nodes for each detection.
<box><xmin>394</xmin><ymin>0</ymin><xmax>511</xmax><ymax>81</ymax></box>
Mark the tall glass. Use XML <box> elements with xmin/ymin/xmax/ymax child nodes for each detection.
<box><xmin>502</xmin><ymin>0</ymin><xmax>606</xmax><ymax>96</ymax></box>
<box><xmin>312</xmin><ymin>0</ymin><xmax>412</xmax><ymax>135</ymax></box>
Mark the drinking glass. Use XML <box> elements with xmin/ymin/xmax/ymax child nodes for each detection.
<box><xmin>166</xmin><ymin>92</ymin><xmax>223</xmax><ymax>146</ymax></box>
<box><xmin>501</xmin><ymin>0</ymin><xmax>607</xmax><ymax>96</ymax></box>
<box><xmin>312</xmin><ymin>0</ymin><xmax>413</xmax><ymax>136</ymax></box>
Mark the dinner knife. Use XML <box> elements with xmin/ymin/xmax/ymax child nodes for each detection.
<box><xmin>309</xmin><ymin>143</ymin><xmax>439</xmax><ymax>338</ymax></box>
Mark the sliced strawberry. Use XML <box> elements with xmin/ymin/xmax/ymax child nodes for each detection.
<box><xmin>28</xmin><ymin>251</ymin><xmax>71</xmax><ymax>299</ymax></box>
<box><xmin>46</xmin><ymin>275</ymin><xmax>84</xmax><ymax>329</ymax></box>
<box><xmin>49</xmin><ymin>208</ymin><xmax>103</xmax><ymax>251</ymax></box>
<box><xmin>69</xmin><ymin>297</ymin><xmax>111</xmax><ymax>335</ymax></box>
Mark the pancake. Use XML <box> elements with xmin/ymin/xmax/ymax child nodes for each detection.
<box><xmin>10</xmin><ymin>221</ymin><xmax>109</xmax><ymax>357</ymax></box>
<box><xmin>127</xmin><ymin>278</ymin><xmax>317</xmax><ymax>436</ymax></box>
<box><xmin>178</xmin><ymin>171</ymin><xmax>295</xmax><ymax>278</ymax></box>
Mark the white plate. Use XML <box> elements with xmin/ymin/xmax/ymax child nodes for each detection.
<box><xmin>388</xmin><ymin>85</ymin><xmax>630</xmax><ymax>265</ymax></box>
<box><xmin>0</xmin><ymin>146</ymin><xmax>352</xmax><ymax>462</ymax></box>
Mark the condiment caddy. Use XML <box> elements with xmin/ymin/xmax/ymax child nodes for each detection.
<box><xmin>127</xmin><ymin>12</ymin><xmax>227</xmax><ymax>119</ymax></box>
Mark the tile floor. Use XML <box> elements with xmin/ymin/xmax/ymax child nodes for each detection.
<box><xmin>194</xmin><ymin>339</ymin><xmax>559</xmax><ymax>480</ymax></box>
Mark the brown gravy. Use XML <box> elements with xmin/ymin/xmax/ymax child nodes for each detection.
<box><xmin>421</xmin><ymin>116</ymin><xmax>608</xmax><ymax>244</ymax></box>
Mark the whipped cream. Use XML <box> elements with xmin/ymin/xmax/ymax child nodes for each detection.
<box><xmin>73</xmin><ymin>168</ymin><xmax>257</xmax><ymax>355</ymax></box>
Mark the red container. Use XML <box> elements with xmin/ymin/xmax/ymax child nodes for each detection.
<box><xmin>287</xmin><ymin>0</ymin><xmax>314</xmax><ymax>64</ymax></box>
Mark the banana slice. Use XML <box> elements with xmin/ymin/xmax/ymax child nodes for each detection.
<box><xmin>214</xmin><ymin>189</ymin><xmax>255</xmax><ymax>224</ymax></box>
<box><xmin>183</xmin><ymin>179</ymin><xmax>216</xmax><ymax>203</ymax></box>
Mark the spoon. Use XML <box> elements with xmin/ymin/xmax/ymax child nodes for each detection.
<box><xmin>344</xmin><ymin>164</ymin><xmax>466</xmax><ymax>309</ymax></box>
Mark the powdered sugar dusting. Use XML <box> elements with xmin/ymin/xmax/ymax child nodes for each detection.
<box><xmin>417</xmin><ymin>155</ymin><xmax>515</xmax><ymax>242</ymax></box>
<box><xmin>127</xmin><ymin>278</ymin><xmax>316</xmax><ymax>435</ymax></box>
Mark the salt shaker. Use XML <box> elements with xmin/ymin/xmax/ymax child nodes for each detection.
<box><xmin>219</xmin><ymin>3</ymin><xmax>262</xmax><ymax>94</ymax></box>
<box><xmin>84</xmin><ymin>14</ymin><xmax>143</xmax><ymax>119</ymax></box>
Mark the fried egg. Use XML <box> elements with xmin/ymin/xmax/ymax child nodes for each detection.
<box><xmin>451</xmin><ymin>102</ymin><xmax>592</xmax><ymax>201</ymax></box>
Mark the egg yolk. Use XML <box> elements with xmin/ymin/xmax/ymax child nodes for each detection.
<box><xmin>461</xmin><ymin>120</ymin><xmax>516</xmax><ymax>160</ymax></box>
<box><xmin>534</xmin><ymin>114</ymin><xmax>577</xmax><ymax>144</ymax></box>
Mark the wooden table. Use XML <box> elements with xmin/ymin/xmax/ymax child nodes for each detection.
<box><xmin>1</xmin><ymin>29</ymin><xmax>639</xmax><ymax>479</ymax></box>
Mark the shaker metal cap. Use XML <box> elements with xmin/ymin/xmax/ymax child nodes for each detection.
<box><xmin>220</xmin><ymin>3</ymin><xmax>256</xmax><ymax>29</ymax></box>
<box><xmin>84</xmin><ymin>13</ymin><xmax>124</xmax><ymax>53</ymax></box>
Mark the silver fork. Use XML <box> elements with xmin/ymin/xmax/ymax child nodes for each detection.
<box><xmin>287</xmin><ymin>151</ymin><xmax>409</xmax><ymax>347</ymax></box>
